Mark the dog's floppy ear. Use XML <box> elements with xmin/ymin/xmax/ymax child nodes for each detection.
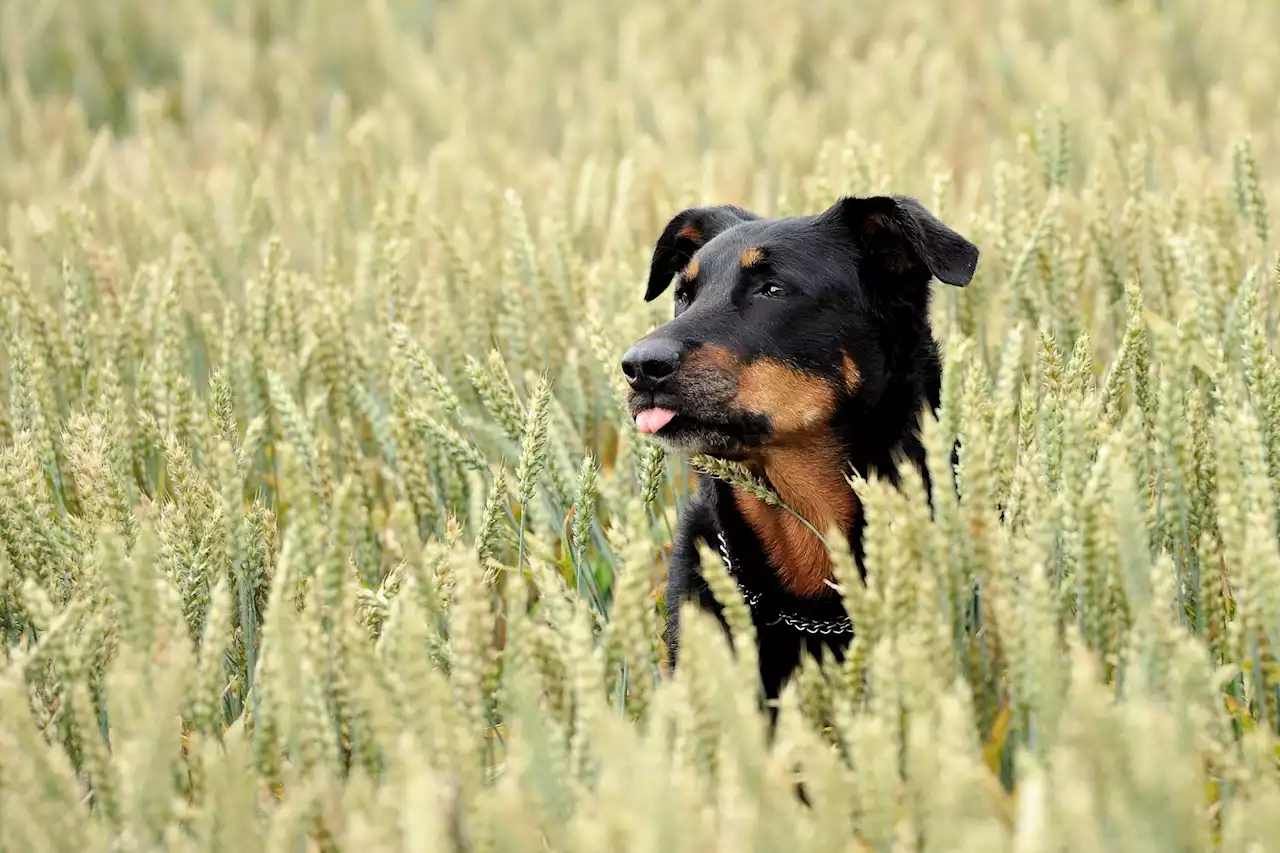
<box><xmin>823</xmin><ymin>195</ymin><xmax>978</xmax><ymax>287</ymax></box>
<box><xmin>644</xmin><ymin>204</ymin><xmax>759</xmax><ymax>301</ymax></box>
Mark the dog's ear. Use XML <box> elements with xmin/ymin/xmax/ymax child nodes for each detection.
<box><xmin>823</xmin><ymin>195</ymin><xmax>978</xmax><ymax>287</ymax></box>
<box><xmin>644</xmin><ymin>204</ymin><xmax>759</xmax><ymax>301</ymax></box>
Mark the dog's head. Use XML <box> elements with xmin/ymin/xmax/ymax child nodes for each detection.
<box><xmin>621</xmin><ymin>195</ymin><xmax>978</xmax><ymax>460</ymax></box>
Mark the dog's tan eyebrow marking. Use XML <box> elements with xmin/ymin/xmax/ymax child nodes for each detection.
<box><xmin>683</xmin><ymin>254</ymin><xmax>700</xmax><ymax>280</ymax></box>
<box><xmin>739</xmin><ymin>246</ymin><xmax>765</xmax><ymax>268</ymax></box>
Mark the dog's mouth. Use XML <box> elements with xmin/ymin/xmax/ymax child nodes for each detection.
<box><xmin>630</xmin><ymin>400</ymin><xmax>713</xmax><ymax>440</ymax></box>
<box><xmin>628</xmin><ymin>391</ymin><xmax>768</xmax><ymax>457</ymax></box>
<box><xmin>634</xmin><ymin>406</ymin><xmax>677</xmax><ymax>435</ymax></box>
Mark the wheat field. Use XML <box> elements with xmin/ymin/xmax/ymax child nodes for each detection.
<box><xmin>1</xmin><ymin>0</ymin><xmax>1279</xmax><ymax>850</ymax></box>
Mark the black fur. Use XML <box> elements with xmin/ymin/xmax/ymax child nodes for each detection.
<box><xmin>621</xmin><ymin>194</ymin><xmax>979</xmax><ymax>703</ymax></box>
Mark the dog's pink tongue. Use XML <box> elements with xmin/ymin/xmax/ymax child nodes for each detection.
<box><xmin>635</xmin><ymin>408</ymin><xmax>676</xmax><ymax>434</ymax></box>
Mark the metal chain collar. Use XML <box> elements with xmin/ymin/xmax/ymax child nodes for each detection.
<box><xmin>716</xmin><ymin>531</ymin><xmax>854</xmax><ymax>637</ymax></box>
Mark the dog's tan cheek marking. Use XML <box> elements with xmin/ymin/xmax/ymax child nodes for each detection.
<box><xmin>688</xmin><ymin>343</ymin><xmax>737</xmax><ymax>371</ymax></box>
<box><xmin>733</xmin><ymin>439</ymin><xmax>854</xmax><ymax>597</ymax></box>
<box><xmin>739</xmin><ymin>246</ymin><xmax>764</xmax><ymax>268</ymax></box>
<box><xmin>736</xmin><ymin>358</ymin><xmax>838</xmax><ymax>434</ymax></box>
<box><xmin>683</xmin><ymin>254</ymin><xmax>700</xmax><ymax>281</ymax></box>
<box><xmin>679</xmin><ymin>343</ymin><xmax>742</xmax><ymax>401</ymax></box>
<box><xmin>677</xmin><ymin>223</ymin><xmax>703</xmax><ymax>244</ymax></box>
<box><xmin>842</xmin><ymin>353</ymin><xmax>861</xmax><ymax>391</ymax></box>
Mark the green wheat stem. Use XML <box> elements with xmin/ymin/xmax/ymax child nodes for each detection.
<box><xmin>688</xmin><ymin>453</ymin><xmax>832</xmax><ymax>547</ymax></box>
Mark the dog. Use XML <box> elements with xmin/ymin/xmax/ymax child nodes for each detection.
<box><xmin>621</xmin><ymin>193</ymin><xmax>979</xmax><ymax>703</ymax></box>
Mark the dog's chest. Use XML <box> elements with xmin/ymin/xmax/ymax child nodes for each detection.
<box><xmin>714</xmin><ymin>529</ymin><xmax>853</xmax><ymax>637</ymax></box>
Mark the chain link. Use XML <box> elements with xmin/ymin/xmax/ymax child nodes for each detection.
<box><xmin>716</xmin><ymin>531</ymin><xmax>853</xmax><ymax>636</ymax></box>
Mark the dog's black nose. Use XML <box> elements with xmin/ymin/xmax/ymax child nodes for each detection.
<box><xmin>621</xmin><ymin>338</ymin><xmax>683</xmax><ymax>391</ymax></box>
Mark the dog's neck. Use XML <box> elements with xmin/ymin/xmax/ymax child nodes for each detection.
<box><xmin>732</xmin><ymin>435</ymin><xmax>854</xmax><ymax>598</ymax></box>
<box><xmin>730</xmin><ymin>337</ymin><xmax>939</xmax><ymax>599</ymax></box>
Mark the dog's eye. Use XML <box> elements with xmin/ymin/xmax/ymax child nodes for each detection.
<box><xmin>760</xmin><ymin>282</ymin><xmax>788</xmax><ymax>298</ymax></box>
<box><xmin>674</xmin><ymin>285</ymin><xmax>691</xmax><ymax>305</ymax></box>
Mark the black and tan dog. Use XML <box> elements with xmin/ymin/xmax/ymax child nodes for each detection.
<box><xmin>621</xmin><ymin>194</ymin><xmax>978</xmax><ymax>702</ymax></box>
